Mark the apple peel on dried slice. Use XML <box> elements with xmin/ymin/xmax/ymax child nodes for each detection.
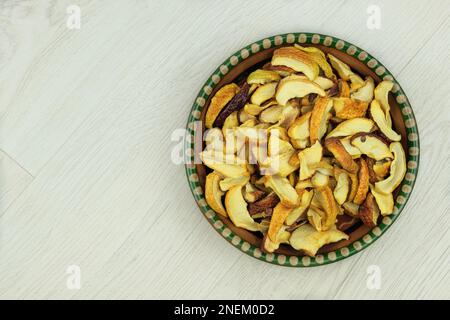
<box><xmin>375</xmin><ymin>142</ymin><xmax>406</xmax><ymax>194</ymax></box>
<box><xmin>268</xmin><ymin>203</ymin><xmax>293</xmax><ymax>242</ymax></box>
<box><xmin>370</xmin><ymin>100</ymin><xmax>401</xmax><ymax>142</ymax></box>
<box><xmin>358</xmin><ymin>193</ymin><xmax>380</xmax><ymax>227</ymax></box>
<box><xmin>290</xmin><ymin>224</ymin><xmax>349</xmax><ymax>257</ymax></box>
<box><xmin>225</xmin><ymin>185</ymin><xmax>260</xmax><ymax>232</ymax></box>
<box><xmin>294</xmin><ymin>44</ymin><xmax>335</xmax><ymax>79</ymax></box>
<box><xmin>272</xmin><ymin>47</ymin><xmax>319</xmax><ymax>80</ymax></box>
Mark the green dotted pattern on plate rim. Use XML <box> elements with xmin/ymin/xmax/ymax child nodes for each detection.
<box><xmin>184</xmin><ymin>33</ymin><xmax>420</xmax><ymax>267</ymax></box>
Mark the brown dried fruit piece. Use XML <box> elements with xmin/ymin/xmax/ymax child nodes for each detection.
<box><xmin>213</xmin><ymin>83</ymin><xmax>250</xmax><ymax>127</ymax></box>
<box><xmin>248</xmin><ymin>192</ymin><xmax>280</xmax><ymax>215</ymax></box>
<box><xmin>358</xmin><ymin>193</ymin><xmax>380</xmax><ymax>227</ymax></box>
<box><xmin>324</xmin><ymin>138</ymin><xmax>358</xmax><ymax>173</ymax></box>
<box><xmin>353</xmin><ymin>158</ymin><xmax>370</xmax><ymax>205</ymax></box>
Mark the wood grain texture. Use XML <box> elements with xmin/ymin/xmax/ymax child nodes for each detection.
<box><xmin>0</xmin><ymin>0</ymin><xmax>448</xmax><ymax>299</ymax></box>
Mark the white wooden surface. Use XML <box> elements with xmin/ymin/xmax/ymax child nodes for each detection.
<box><xmin>0</xmin><ymin>0</ymin><xmax>449</xmax><ymax>300</ymax></box>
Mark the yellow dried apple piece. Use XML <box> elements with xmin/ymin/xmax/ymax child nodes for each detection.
<box><xmin>222</xmin><ymin>111</ymin><xmax>239</xmax><ymax>136</ymax></box>
<box><xmin>350</xmin><ymin>133</ymin><xmax>393</xmax><ymax>160</ymax></box>
<box><xmin>313</xmin><ymin>186</ymin><xmax>340</xmax><ymax>230</ymax></box>
<box><xmin>275</xmin><ymin>77</ymin><xmax>325</xmax><ymax>106</ymax></box>
<box><xmin>225</xmin><ymin>186</ymin><xmax>260</xmax><ymax>231</ymax></box>
<box><xmin>205</xmin><ymin>172</ymin><xmax>227</xmax><ymax>217</ymax></box>
<box><xmin>200</xmin><ymin>152</ymin><xmax>248</xmax><ymax>178</ymax></box>
<box><xmin>311</xmin><ymin>171</ymin><xmax>330</xmax><ymax>188</ymax></box>
<box><xmin>342</xmin><ymin>202</ymin><xmax>359</xmax><ymax>218</ymax></box>
<box><xmin>340</xmin><ymin>136</ymin><xmax>362</xmax><ymax>158</ymax></box>
<box><xmin>285</xmin><ymin>190</ymin><xmax>313</xmax><ymax>226</ymax></box>
<box><xmin>290</xmin><ymin>224</ymin><xmax>348</xmax><ymax>257</ymax></box>
<box><xmin>272</xmin><ymin>46</ymin><xmax>319</xmax><ymax>80</ymax></box>
<box><xmin>326</xmin><ymin>118</ymin><xmax>374</xmax><ymax>139</ymax></box>
<box><xmin>373</xmin><ymin>160</ymin><xmax>391</xmax><ymax>179</ymax></box>
<box><xmin>324</xmin><ymin>138</ymin><xmax>358</xmax><ymax>173</ymax></box>
<box><xmin>264</xmin><ymin>175</ymin><xmax>300</xmax><ymax>208</ymax></box>
<box><xmin>353</xmin><ymin>158</ymin><xmax>370</xmax><ymax>205</ymax></box>
<box><xmin>247</xmin><ymin>69</ymin><xmax>281</xmax><ymax>84</ymax></box>
<box><xmin>370</xmin><ymin>184</ymin><xmax>394</xmax><ymax>216</ymax></box>
<box><xmin>351</xmin><ymin>76</ymin><xmax>374</xmax><ymax>103</ymax></box>
<box><xmin>205</xmin><ymin>83</ymin><xmax>240</xmax><ymax>128</ymax></box>
<box><xmin>219</xmin><ymin>175</ymin><xmax>250</xmax><ymax>192</ymax></box>
<box><xmin>375</xmin><ymin>142</ymin><xmax>406</xmax><ymax>194</ymax></box>
<box><xmin>251</xmin><ymin>82</ymin><xmax>277</xmax><ymax>105</ymax></box>
<box><xmin>288</xmin><ymin>112</ymin><xmax>311</xmax><ymax>141</ymax></box>
<box><xmin>262</xmin><ymin>225</ymin><xmax>290</xmax><ymax>253</ymax></box>
<box><xmin>260</xmin><ymin>105</ymin><xmax>283</xmax><ymax>123</ymax></box>
<box><xmin>294</xmin><ymin>44</ymin><xmax>335</xmax><ymax>79</ymax></box>
<box><xmin>370</xmin><ymin>100</ymin><xmax>401</xmax><ymax>142</ymax></box>
<box><xmin>333</xmin><ymin>167</ymin><xmax>350</xmax><ymax>205</ymax></box>
<box><xmin>374</xmin><ymin>80</ymin><xmax>394</xmax><ymax>127</ymax></box>
<box><xmin>268</xmin><ymin>203</ymin><xmax>293</xmax><ymax>241</ymax></box>
<box><xmin>310</xmin><ymin>97</ymin><xmax>333</xmax><ymax>144</ymax></box>
<box><xmin>327</xmin><ymin>54</ymin><xmax>365</xmax><ymax>90</ymax></box>
<box><xmin>333</xmin><ymin>97</ymin><xmax>369</xmax><ymax>120</ymax></box>
<box><xmin>298</xmin><ymin>141</ymin><xmax>323</xmax><ymax>180</ymax></box>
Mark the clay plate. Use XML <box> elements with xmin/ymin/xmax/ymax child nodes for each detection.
<box><xmin>184</xmin><ymin>33</ymin><xmax>419</xmax><ymax>267</ymax></box>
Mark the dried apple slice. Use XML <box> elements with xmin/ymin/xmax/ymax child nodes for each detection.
<box><xmin>205</xmin><ymin>172</ymin><xmax>227</xmax><ymax>217</ymax></box>
<box><xmin>358</xmin><ymin>193</ymin><xmax>380</xmax><ymax>227</ymax></box>
<box><xmin>290</xmin><ymin>224</ymin><xmax>348</xmax><ymax>257</ymax></box>
<box><xmin>294</xmin><ymin>44</ymin><xmax>335</xmax><ymax>79</ymax></box>
<box><xmin>342</xmin><ymin>202</ymin><xmax>359</xmax><ymax>218</ymax></box>
<box><xmin>288</xmin><ymin>112</ymin><xmax>311</xmax><ymax>140</ymax></box>
<box><xmin>333</xmin><ymin>167</ymin><xmax>350</xmax><ymax>205</ymax></box>
<box><xmin>264</xmin><ymin>175</ymin><xmax>300</xmax><ymax>208</ymax></box>
<box><xmin>373</xmin><ymin>160</ymin><xmax>391</xmax><ymax>179</ymax></box>
<box><xmin>370</xmin><ymin>184</ymin><xmax>394</xmax><ymax>216</ymax></box>
<box><xmin>260</xmin><ymin>105</ymin><xmax>283</xmax><ymax>123</ymax></box>
<box><xmin>327</xmin><ymin>54</ymin><xmax>365</xmax><ymax>90</ymax></box>
<box><xmin>324</xmin><ymin>138</ymin><xmax>358</xmax><ymax>173</ymax></box>
<box><xmin>247</xmin><ymin>69</ymin><xmax>281</xmax><ymax>84</ymax></box>
<box><xmin>263</xmin><ymin>62</ymin><xmax>295</xmax><ymax>77</ymax></box>
<box><xmin>225</xmin><ymin>186</ymin><xmax>260</xmax><ymax>231</ymax></box>
<box><xmin>213</xmin><ymin>83</ymin><xmax>250</xmax><ymax>127</ymax></box>
<box><xmin>314</xmin><ymin>77</ymin><xmax>335</xmax><ymax>90</ymax></box>
<box><xmin>285</xmin><ymin>190</ymin><xmax>313</xmax><ymax>225</ymax></box>
<box><xmin>268</xmin><ymin>203</ymin><xmax>293</xmax><ymax>241</ymax></box>
<box><xmin>374</xmin><ymin>80</ymin><xmax>394</xmax><ymax>126</ymax></box>
<box><xmin>350</xmin><ymin>133</ymin><xmax>393</xmax><ymax>160</ymax></box>
<box><xmin>251</xmin><ymin>82</ymin><xmax>277</xmax><ymax>105</ymax></box>
<box><xmin>347</xmin><ymin>171</ymin><xmax>359</xmax><ymax>202</ymax></box>
<box><xmin>311</xmin><ymin>171</ymin><xmax>330</xmax><ymax>188</ymax></box>
<box><xmin>219</xmin><ymin>175</ymin><xmax>250</xmax><ymax>192</ymax></box>
<box><xmin>353</xmin><ymin>158</ymin><xmax>369</xmax><ymax>205</ymax></box>
<box><xmin>333</xmin><ymin>97</ymin><xmax>369</xmax><ymax>120</ymax></box>
<box><xmin>201</xmin><ymin>152</ymin><xmax>249</xmax><ymax>178</ymax></box>
<box><xmin>375</xmin><ymin>142</ymin><xmax>406</xmax><ymax>193</ymax></box>
<box><xmin>351</xmin><ymin>76</ymin><xmax>374</xmax><ymax>102</ymax></box>
<box><xmin>244</xmin><ymin>103</ymin><xmax>269</xmax><ymax>116</ymax></box>
<box><xmin>205</xmin><ymin>83</ymin><xmax>240</xmax><ymax>128</ymax></box>
<box><xmin>275</xmin><ymin>77</ymin><xmax>325</xmax><ymax>106</ymax></box>
<box><xmin>313</xmin><ymin>186</ymin><xmax>340</xmax><ymax>230</ymax></box>
<box><xmin>340</xmin><ymin>136</ymin><xmax>362</xmax><ymax>158</ymax></box>
<box><xmin>370</xmin><ymin>100</ymin><xmax>401</xmax><ymax>141</ymax></box>
<box><xmin>268</xmin><ymin>134</ymin><xmax>294</xmax><ymax>156</ymax></box>
<box><xmin>272</xmin><ymin>47</ymin><xmax>319</xmax><ymax>80</ymax></box>
<box><xmin>298</xmin><ymin>141</ymin><xmax>323</xmax><ymax>180</ymax></box>
<box><xmin>310</xmin><ymin>97</ymin><xmax>333</xmax><ymax>144</ymax></box>
<box><xmin>277</xmin><ymin>102</ymin><xmax>300</xmax><ymax>129</ymax></box>
<box><xmin>260</xmin><ymin>151</ymin><xmax>299</xmax><ymax>177</ymax></box>
<box><xmin>326</xmin><ymin>118</ymin><xmax>374</xmax><ymax>139</ymax></box>
<box><xmin>222</xmin><ymin>111</ymin><xmax>239</xmax><ymax>136</ymax></box>
<box><xmin>262</xmin><ymin>225</ymin><xmax>290</xmax><ymax>253</ymax></box>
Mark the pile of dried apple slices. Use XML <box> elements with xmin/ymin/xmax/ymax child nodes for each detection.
<box><xmin>200</xmin><ymin>45</ymin><xmax>406</xmax><ymax>257</ymax></box>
